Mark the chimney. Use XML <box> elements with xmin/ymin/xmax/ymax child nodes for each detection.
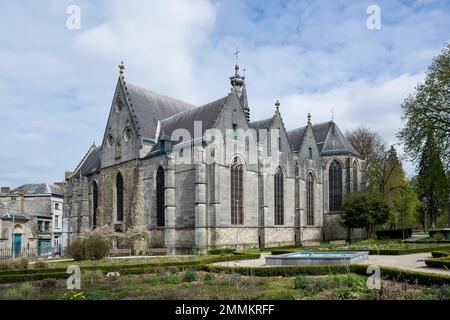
<box><xmin>65</xmin><ymin>171</ymin><xmax>73</xmax><ymax>180</ymax></box>
<box><xmin>17</xmin><ymin>186</ymin><xmax>26</xmax><ymax>194</ymax></box>
<box><xmin>54</xmin><ymin>182</ymin><xmax>65</xmax><ymax>189</ymax></box>
<box><xmin>1</xmin><ymin>187</ymin><xmax>10</xmax><ymax>194</ymax></box>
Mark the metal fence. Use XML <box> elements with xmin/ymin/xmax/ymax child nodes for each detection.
<box><xmin>0</xmin><ymin>246</ymin><xmax>63</xmax><ymax>260</ymax></box>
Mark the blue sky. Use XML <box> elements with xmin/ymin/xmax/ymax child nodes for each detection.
<box><xmin>0</xmin><ymin>0</ymin><xmax>449</xmax><ymax>187</ymax></box>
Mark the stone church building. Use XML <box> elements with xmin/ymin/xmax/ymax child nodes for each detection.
<box><xmin>64</xmin><ymin>63</ymin><xmax>366</xmax><ymax>254</ymax></box>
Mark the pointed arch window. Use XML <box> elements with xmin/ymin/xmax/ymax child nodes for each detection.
<box><xmin>116</xmin><ymin>173</ymin><xmax>124</xmax><ymax>222</ymax></box>
<box><xmin>156</xmin><ymin>166</ymin><xmax>165</xmax><ymax>227</ymax></box>
<box><xmin>231</xmin><ymin>157</ymin><xmax>243</xmax><ymax>225</ymax></box>
<box><xmin>306</xmin><ymin>173</ymin><xmax>314</xmax><ymax>225</ymax></box>
<box><xmin>274</xmin><ymin>166</ymin><xmax>284</xmax><ymax>225</ymax></box>
<box><xmin>329</xmin><ymin>160</ymin><xmax>343</xmax><ymax>212</ymax></box>
<box><xmin>353</xmin><ymin>161</ymin><xmax>358</xmax><ymax>192</ymax></box>
<box><xmin>92</xmin><ymin>181</ymin><xmax>98</xmax><ymax>228</ymax></box>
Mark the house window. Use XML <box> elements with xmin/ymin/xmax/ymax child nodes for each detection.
<box><xmin>232</xmin><ymin>123</ymin><xmax>237</xmax><ymax>140</ymax></box>
<box><xmin>55</xmin><ymin>215</ymin><xmax>59</xmax><ymax>228</ymax></box>
<box><xmin>116</xmin><ymin>173</ymin><xmax>124</xmax><ymax>222</ymax></box>
<box><xmin>309</xmin><ymin>147</ymin><xmax>313</xmax><ymax>159</ymax></box>
<box><xmin>329</xmin><ymin>160</ymin><xmax>343</xmax><ymax>212</ymax></box>
<box><xmin>92</xmin><ymin>181</ymin><xmax>98</xmax><ymax>228</ymax></box>
<box><xmin>54</xmin><ymin>203</ymin><xmax>60</xmax><ymax>210</ymax></box>
<box><xmin>278</xmin><ymin>136</ymin><xmax>281</xmax><ymax>151</ymax></box>
<box><xmin>307</xmin><ymin>173</ymin><xmax>314</xmax><ymax>225</ymax></box>
<box><xmin>38</xmin><ymin>221</ymin><xmax>43</xmax><ymax>233</ymax></box>
<box><xmin>156</xmin><ymin>166</ymin><xmax>165</xmax><ymax>227</ymax></box>
<box><xmin>231</xmin><ymin>157</ymin><xmax>244</xmax><ymax>225</ymax></box>
<box><xmin>274</xmin><ymin>166</ymin><xmax>284</xmax><ymax>225</ymax></box>
<box><xmin>353</xmin><ymin>161</ymin><xmax>358</xmax><ymax>192</ymax></box>
<box><xmin>44</xmin><ymin>221</ymin><xmax>50</xmax><ymax>232</ymax></box>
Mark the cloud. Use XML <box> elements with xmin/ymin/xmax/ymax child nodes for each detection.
<box><xmin>0</xmin><ymin>0</ymin><xmax>449</xmax><ymax>186</ymax></box>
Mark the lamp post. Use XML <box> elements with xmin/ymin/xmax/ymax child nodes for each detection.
<box><xmin>10</xmin><ymin>195</ymin><xmax>16</xmax><ymax>259</ymax></box>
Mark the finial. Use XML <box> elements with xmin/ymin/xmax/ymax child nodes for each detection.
<box><xmin>119</xmin><ymin>61</ymin><xmax>125</xmax><ymax>76</ymax></box>
<box><xmin>242</xmin><ymin>67</ymin><xmax>246</xmax><ymax>78</ymax></box>
<box><xmin>331</xmin><ymin>108</ymin><xmax>334</xmax><ymax>121</ymax></box>
<box><xmin>275</xmin><ymin>100</ymin><xmax>280</xmax><ymax>111</ymax></box>
<box><xmin>307</xmin><ymin>113</ymin><xmax>311</xmax><ymax>125</ymax></box>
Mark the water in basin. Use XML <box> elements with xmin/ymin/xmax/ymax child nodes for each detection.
<box><xmin>287</xmin><ymin>252</ymin><xmax>356</xmax><ymax>258</ymax></box>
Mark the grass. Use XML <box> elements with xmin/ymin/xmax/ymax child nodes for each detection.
<box><xmin>0</xmin><ymin>270</ymin><xmax>446</xmax><ymax>300</ymax></box>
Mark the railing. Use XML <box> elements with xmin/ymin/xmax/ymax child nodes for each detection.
<box><xmin>0</xmin><ymin>246</ymin><xmax>64</xmax><ymax>260</ymax></box>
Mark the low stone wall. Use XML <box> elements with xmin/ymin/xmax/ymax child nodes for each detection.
<box><xmin>300</xmin><ymin>226</ymin><xmax>322</xmax><ymax>242</ymax></box>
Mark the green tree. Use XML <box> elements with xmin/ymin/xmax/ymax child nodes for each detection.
<box><xmin>398</xmin><ymin>42</ymin><xmax>450</xmax><ymax>166</ymax></box>
<box><xmin>417</xmin><ymin>131</ymin><xmax>449</xmax><ymax>229</ymax></box>
<box><xmin>342</xmin><ymin>192</ymin><xmax>390</xmax><ymax>238</ymax></box>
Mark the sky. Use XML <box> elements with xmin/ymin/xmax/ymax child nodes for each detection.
<box><xmin>0</xmin><ymin>0</ymin><xmax>450</xmax><ymax>187</ymax></box>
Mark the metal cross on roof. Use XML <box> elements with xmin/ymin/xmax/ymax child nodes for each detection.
<box><xmin>233</xmin><ymin>48</ymin><xmax>240</xmax><ymax>65</ymax></box>
<box><xmin>275</xmin><ymin>100</ymin><xmax>280</xmax><ymax>110</ymax></box>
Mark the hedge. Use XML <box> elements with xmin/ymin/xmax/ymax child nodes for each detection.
<box><xmin>431</xmin><ymin>251</ymin><xmax>450</xmax><ymax>258</ymax></box>
<box><xmin>208</xmin><ymin>248</ymin><xmax>236</xmax><ymax>255</ymax></box>
<box><xmin>0</xmin><ymin>253</ymin><xmax>261</xmax><ymax>282</ymax></box>
<box><xmin>424</xmin><ymin>257</ymin><xmax>450</xmax><ymax>270</ymax></box>
<box><xmin>376</xmin><ymin>228</ymin><xmax>412</xmax><ymax>239</ymax></box>
<box><xmin>404</xmin><ymin>239</ymin><xmax>450</xmax><ymax>244</ymax></box>
<box><xmin>270</xmin><ymin>245</ymin><xmax>450</xmax><ymax>256</ymax></box>
<box><xmin>0</xmin><ymin>272</ymin><xmax>68</xmax><ymax>284</ymax></box>
<box><xmin>205</xmin><ymin>264</ymin><xmax>450</xmax><ymax>286</ymax></box>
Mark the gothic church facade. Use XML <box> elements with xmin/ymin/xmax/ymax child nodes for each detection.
<box><xmin>64</xmin><ymin>64</ymin><xmax>366</xmax><ymax>254</ymax></box>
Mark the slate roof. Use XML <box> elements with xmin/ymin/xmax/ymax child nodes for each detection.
<box><xmin>125</xmin><ymin>83</ymin><xmax>195</xmax><ymax>139</ymax></box>
<box><xmin>0</xmin><ymin>213</ymin><xmax>29</xmax><ymax>221</ymax></box>
<box><xmin>286</xmin><ymin>126</ymin><xmax>307</xmax><ymax>152</ymax></box>
<box><xmin>249</xmin><ymin>117</ymin><xmax>274</xmax><ymax>141</ymax></box>
<box><xmin>287</xmin><ymin>121</ymin><xmax>360</xmax><ymax>157</ymax></box>
<box><xmin>10</xmin><ymin>184</ymin><xmax>63</xmax><ymax>197</ymax></box>
<box><xmin>158</xmin><ymin>96</ymin><xmax>228</xmax><ymax>144</ymax></box>
<box><xmin>311</xmin><ymin>121</ymin><xmax>359</xmax><ymax>156</ymax></box>
<box><xmin>73</xmin><ymin>146</ymin><xmax>101</xmax><ymax>177</ymax></box>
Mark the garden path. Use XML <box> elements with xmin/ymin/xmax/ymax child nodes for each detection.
<box><xmin>213</xmin><ymin>253</ymin><xmax>450</xmax><ymax>276</ymax></box>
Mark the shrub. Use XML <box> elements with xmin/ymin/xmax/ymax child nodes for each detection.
<box><xmin>204</xmin><ymin>273</ymin><xmax>214</xmax><ymax>282</ymax></box>
<box><xmin>0</xmin><ymin>257</ymin><xmax>29</xmax><ymax>271</ymax></box>
<box><xmin>294</xmin><ymin>275</ymin><xmax>308</xmax><ymax>290</ymax></box>
<box><xmin>182</xmin><ymin>268</ymin><xmax>197</xmax><ymax>282</ymax></box>
<box><xmin>165</xmin><ymin>273</ymin><xmax>180</xmax><ymax>284</ymax></box>
<box><xmin>84</xmin><ymin>269</ymin><xmax>105</xmax><ymax>285</ymax></box>
<box><xmin>33</xmin><ymin>261</ymin><xmax>49</xmax><ymax>270</ymax></box>
<box><xmin>66</xmin><ymin>235</ymin><xmax>110</xmax><ymax>261</ymax></box>
<box><xmin>337</xmin><ymin>287</ymin><xmax>353</xmax><ymax>300</ymax></box>
<box><xmin>432</xmin><ymin>233</ymin><xmax>445</xmax><ymax>241</ymax></box>
<box><xmin>3</xmin><ymin>283</ymin><xmax>34</xmax><ymax>300</ymax></box>
<box><xmin>34</xmin><ymin>279</ymin><xmax>57</xmax><ymax>289</ymax></box>
<box><xmin>58</xmin><ymin>290</ymin><xmax>86</xmax><ymax>300</ymax></box>
<box><xmin>148</xmin><ymin>275</ymin><xmax>160</xmax><ymax>286</ymax></box>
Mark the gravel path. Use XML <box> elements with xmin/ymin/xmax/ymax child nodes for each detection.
<box><xmin>213</xmin><ymin>252</ymin><xmax>450</xmax><ymax>276</ymax></box>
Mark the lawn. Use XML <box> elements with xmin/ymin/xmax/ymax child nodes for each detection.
<box><xmin>1</xmin><ymin>270</ymin><xmax>449</xmax><ymax>300</ymax></box>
